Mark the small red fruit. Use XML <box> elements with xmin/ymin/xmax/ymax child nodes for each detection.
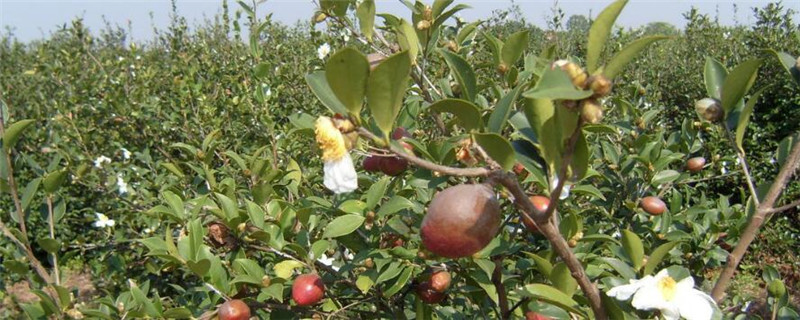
<box><xmin>363</xmin><ymin>156</ymin><xmax>383</xmax><ymax>172</ymax></box>
<box><xmin>640</xmin><ymin>196</ymin><xmax>667</xmax><ymax>216</ymax></box>
<box><xmin>218</xmin><ymin>299</ymin><xmax>250</xmax><ymax>320</ymax></box>
<box><xmin>525</xmin><ymin>311</ymin><xmax>553</xmax><ymax>320</ymax></box>
<box><xmin>391</xmin><ymin>127</ymin><xmax>411</xmax><ymax>140</ymax></box>
<box><xmin>686</xmin><ymin>157</ymin><xmax>706</xmax><ymax>173</ymax></box>
<box><xmin>416</xmin><ymin>281</ymin><xmax>445</xmax><ymax>304</ymax></box>
<box><xmin>380</xmin><ymin>156</ymin><xmax>408</xmax><ymax>176</ymax></box>
<box><xmin>429</xmin><ymin>271</ymin><xmax>451</xmax><ymax>292</ymax></box>
<box><xmin>292</xmin><ymin>274</ymin><xmax>325</xmax><ymax>307</ymax></box>
<box><xmin>522</xmin><ymin>195</ymin><xmax>550</xmax><ymax>233</ymax></box>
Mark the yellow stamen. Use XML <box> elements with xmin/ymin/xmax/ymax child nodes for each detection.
<box><xmin>315</xmin><ymin>116</ymin><xmax>347</xmax><ymax>161</ymax></box>
<box><xmin>657</xmin><ymin>276</ymin><xmax>677</xmax><ymax>301</ymax></box>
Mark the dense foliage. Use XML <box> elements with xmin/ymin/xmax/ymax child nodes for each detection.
<box><xmin>0</xmin><ymin>0</ymin><xmax>798</xmax><ymax>319</ymax></box>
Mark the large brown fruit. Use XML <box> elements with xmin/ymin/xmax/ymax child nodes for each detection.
<box><xmin>218</xmin><ymin>299</ymin><xmax>250</xmax><ymax>320</ymax></box>
<box><xmin>292</xmin><ymin>273</ymin><xmax>325</xmax><ymax>306</ymax></box>
<box><xmin>686</xmin><ymin>157</ymin><xmax>706</xmax><ymax>173</ymax></box>
<box><xmin>421</xmin><ymin>184</ymin><xmax>501</xmax><ymax>258</ymax></box>
<box><xmin>429</xmin><ymin>271</ymin><xmax>451</xmax><ymax>292</ymax></box>
<box><xmin>363</xmin><ymin>156</ymin><xmax>383</xmax><ymax>172</ymax></box>
<box><xmin>380</xmin><ymin>156</ymin><xmax>408</xmax><ymax>176</ymax></box>
<box><xmin>522</xmin><ymin>195</ymin><xmax>550</xmax><ymax>233</ymax></box>
<box><xmin>640</xmin><ymin>196</ymin><xmax>667</xmax><ymax>216</ymax></box>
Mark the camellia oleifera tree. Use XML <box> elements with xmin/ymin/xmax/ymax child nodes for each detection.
<box><xmin>1</xmin><ymin>0</ymin><xmax>799</xmax><ymax>319</ymax></box>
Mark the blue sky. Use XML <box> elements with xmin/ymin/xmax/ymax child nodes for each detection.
<box><xmin>1</xmin><ymin>1</ymin><xmax>797</xmax><ymax>42</ymax></box>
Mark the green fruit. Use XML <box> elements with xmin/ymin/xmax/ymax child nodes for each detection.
<box><xmin>767</xmin><ymin>279</ymin><xmax>786</xmax><ymax>298</ymax></box>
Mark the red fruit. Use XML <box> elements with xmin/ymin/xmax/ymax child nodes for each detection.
<box><xmin>218</xmin><ymin>299</ymin><xmax>250</xmax><ymax>320</ymax></box>
<box><xmin>513</xmin><ymin>163</ymin><xmax>526</xmax><ymax>175</ymax></box>
<box><xmin>525</xmin><ymin>311</ymin><xmax>553</xmax><ymax>320</ymax></box>
<box><xmin>686</xmin><ymin>157</ymin><xmax>706</xmax><ymax>173</ymax></box>
<box><xmin>416</xmin><ymin>281</ymin><xmax>445</xmax><ymax>304</ymax></box>
<box><xmin>522</xmin><ymin>195</ymin><xmax>550</xmax><ymax>233</ymax></box>
<box><xmin>421</xmin><ymin>184</ymin><xmax>501</xmax><ymax>259</ymax></box>
<box><xmin>430</xmin><ymin>271</ymin><xmax>451</xmax><ymax>292</ymax></box>
<box><xmin>392</xmin><ymin>127</ymin><xmax>410</xmax><ymax>140</ymax></box>
<box><xmin>380</xmin><ymin>156</ymin><xmax>408</xmax><ymax>176</ymax></box>
<box><xmin>363</xmin><ymin>156</ymin><xmax>383</xmax><ymax>172</ymax></box>
<box><xmin>640</xmin><ymin>196</ymin><xmax>667</xmax><ymax>216</ymax></box>
<box><xmin>292</xmin><ymin>274</ymin><xmax>325</xmax><ymax>307</ymax></box>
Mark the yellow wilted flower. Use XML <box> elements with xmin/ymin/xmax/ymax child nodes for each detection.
<box><xmin>315</xmin><ymin>116</ymin><xmax>357</xmax><ymax>194</ymax></box>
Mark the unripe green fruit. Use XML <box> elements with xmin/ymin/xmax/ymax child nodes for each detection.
<box><xmin>767</xmin><ymin>279</ymin><xmax>786</xmax><ymax>298</ymax></box>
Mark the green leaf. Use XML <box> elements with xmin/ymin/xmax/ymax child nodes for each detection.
<box><xmin>621</xmin><ymin>230</ymin><xmax>645</xmax><ymax>271</ymax></box>
<box><xmin>651</xmin><ymin>170</ymin><xmax>680</xmax><ymax>185</ymax></box>
<box><xmin>323</xmin><ymin>214</ymin><xmax>366</xmax><ymax>238</ymax></box>
<box><xmin>770</xmin><ymin>50</ymin><xmax>800</xmax><ymax>85</ymax></box>
<box><xmin>162</xmin><ymin>308</ymin><xmax>193</xmax><ymax>319</ymax></box>
<box><xmin>306</xmin><ymin>71</ymin><xmax>349</xmax><ymax>115</ymax></box>
<box><xmin>383</xmin><ymin>266</ymin><xmax>413</xmax><ymax>297</ymax></box>
<box><xmin>3</xmin><ymin>119</ymin><xmax>35</xmax><ymax>151</ymax></box>
<box><xmin>356</xmin><ymin>0</ymin><xmax>375</xmax><ymax>41</ymax></box>
<box><xmin>570</xmin><ymin>131</ymin><xmax>590</xmax><ymax>181</ymax></box>
<box><xmin>523</xmin><ymin>67</ymin><xmax>593</xmax><ymax>100</ymax></box>
<box><xmin>356</xmin><ymin>273</ymin><xmax>375</xmax><ymax>294</ymax></box>
<box><xmin>587</xmin><ymin>0</ymin><xmax>628</xmax><ymax>72</ymax></box>
<box><xmin>37</xmin><ymin>238</ymin><xmax>61</xmax><ymax>253</ymax></box>
<box><xmin>160</xmin><ymin>162</ymin><xmax>185</xmax><ymax>178</ymax></box>
<box><xmin>365</xmin><ymin>176</ymin><xmax>390</xmax><ymax>210</ymax></box>
<box><xmin>550</xmin><ymin>263</ymin><xmax>578</xmax><ymax>297</ymax></box>
<box><xmin>704</xmin><ymin>57</ymin><xmax>727</xmax><ymax>99</ymax></box>
<box><xmin>734</xmin><ymin>86</ymin><xmax>768</xmax><ymax>154</ymax></box>
<box><xmin>367</xmin><ymin>51</ymin><xmax>412</xmax><ymax>138</ymax></box>
<box><xmin>188</xmin><ymin>218</ymin><xmax>204</xmax><ymax>260</ymax></box>
<box><xmin>776</xmin><ymin>132</ymin><xmax>799</xmax><ymax>168</ymax></box>
<box><xmin>20</xmin><ymin>177</ymin><xmax>41</xmax><ymax>212</ymax></box>
<box><xmin>500</xmin><ymin>30</ymin><xmax>530</xmax><ymax>67</ymax></box>
<box><xmin>721</xmin><ymin>59</ymin><xmax>762</xmax><ymax>116</ymax></box>
<box><xmin>522</xmin><ymin>98</ymin><xmax>562</xmax><ymax>174</ymax></box>
<box><xmin>516</xmin><ymin>284</ymin><xmax>586</xmax><ymax>317</ymax></box>
<box><xmin>43</xmin><ymin>169</ymin><xmax>68</xmax><ymax>194</ymax></box>
<box><xmin>310</xmin><ymin>240</ymin><xmax>330</xmax><ymax>260</ymax></box>
<box><xmin>326</xmin><ymin>48</ymin><xmax>369</xmax><ymax>116</ymax></box>
<box><xmin>439</xmin><ymin>49</ymin><xmax>477</xmax><ymax>102</ymax></box>
<box><xmin>487</xmin><ymin>86</ymin><xmax>522</xmax><ymax>133</ymax></box>
<box><xmin>473</xmin><ymin>133</ymin><xmax>515</xmax><ymax>170</ymax></box>
<box><xmin>571</xmin><ymin>185</ymin><xmax>606</xmax><ymax>200</ymax></box>
<box><xmin>163</xmin><ymin>191</ymin><xmax>185</xmax><ymax>220</ymax></box>
<box><xmin>601</xmin><ymin>257</ymin><xmax>637</xmax><ymax>279</ymax></box>
<box><xmin>602</xmin><ymin>36</ymin><xmax>669</xmax><ymax>80</ymax></box>
<box><xmin>234</xmin><ymin>258</ymin><xmax>266</xmax><ymax>278</ymax></box>
<box><xmin>523</xmin><ymin>252</ymin><xmax>553</xmax><ymax>277</ymax></box>
<box><xmin>643</xmin><ymin>241</ymin><xmax>678</xmax><ymax>276</ymax></box>
<box><xmin>215</xmin><ymin>193</ymin><xmax>239</xmax><ymax>222</ymax></box>
<box><xmin>254</xmin><ymin>62</ymin><xmax>270</xmax><ymax>79</ymax></box>
<box><xmin>130</xmin><ymin>285</ymin><xmax>160</xmax><ymax>317</ymax></box>
<box><xmin>427</xmin><ymin>99</ymin><xmax>482</xmax><ymax>131</ymax></box>
<box><xmin>274</xmin><ymin>260</ymin><xmax>304</xmax><ymax>279</ymax></box>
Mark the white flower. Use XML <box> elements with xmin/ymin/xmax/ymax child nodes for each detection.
<box><xmin>317</xmin><ymin>43</ymin><xmax>331</xmax><ymax>60</ymax></box>
<box><xmin>143</xmin><ymin>227</ymin><xmax>153</xmax><ymax>234</ymax></box>
<box><xmin>317</xmin><ymin>253</ymin><xmax>339</xmax><ymax>271</ymax></box>
<box><xmin>94</xmin><ymin>155</ymin><xmax>112</xmax><ymax>168</ymax></box>
<box><xmin>550</xmin><ymin>176</ymin><xmax>571</xmax><ymax>200</ymax></box>
<box><xmin>608</xmin><ymin>269</ymin><xmax>716</xmax><ymax>320</ymax></box>
<box><xmin>315</xmin><ymin>116</ymin><xmax>358</xmax><ymax>194</ymax></box>
<box><xmin>116</xmin><ymin>173</ymin><xmax>129</xmax><ymax>195</ymax></box>
<box><xmin>121</xmin><ymin>148</ymin><xmax>131</xmax><ymax>160</ymax></box>
<box><xmin>93</xmin><ymin>213</ymin><xmax>115</xmax><ymax>228</ymax></box>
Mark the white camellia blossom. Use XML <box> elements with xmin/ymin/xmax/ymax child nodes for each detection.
<box><xmin>93</xmin><ymin>213</ymin><xmax>115</xmax><ymax>228</ymax></box>
<box><xmin>94</xmin><ymin>155</ymin><xmax>112</xmax><ymax>168</ymax></box>
<box><xmin>116</xmin><ymin>173</ymin><xmax>129</xmax><ymax>195</ymax></box>
<box><xmin>317</xmin><ymin>43</ymin><xmax>331</xmax><ymax>60</ymax></box>
<box><xmin>607</xmin><ymin>269</ymin><xmax>716</xmax><ymax>320</ymax></box>
<box><xmin>315</xmin><ymin>116</ymin><xmax>357</xmax><ymax>194</ymax></box>
<box><xmin>121</xmin><ymin>148</ymin><xmax>132</xmax><ymax>160</ymax></box>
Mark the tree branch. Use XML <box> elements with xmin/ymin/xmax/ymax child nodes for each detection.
<box><xmin>492</xmin><ymin>256</ymin><xmax>509</xmax><ymax>319</ymax></box>
<box><xmin>765</xmin><ymin>198</ymin><xmax>800</xmax><ymax>215</ymax></box>
<box><xmin>711</xmin><ymin>138</ymin><xmax>800</xmax><ymax>301</ymax></box>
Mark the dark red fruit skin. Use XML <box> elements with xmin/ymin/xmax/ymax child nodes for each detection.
<box><xmin>218</xmin><ymin>299</ymin><xmax>251</xmax><ymax>320</ymax></box>
<box><xmin>292</xmin><ymin>274</ymin><xmax>325</xmax><ymax>307</ymax></box>
<box><xmin>363</xmin><ymin>156</ymin><xmax>383</xmax><ymax>172</ymax></box>
<box><xmin>416</xmin><ymin>281</ymin><xmax>445</xmax><ymax>304</ymax></box>
<box><xmin>429</xmin><ymin>271</ymin><xmax>451</xmax><ymax>292</ymax></box>
<box><xmin>392</xmin><ymin>127</ymin><xmax>411</xmax><ymax>140</ymax></box>
<box><xmin>525</xmin><ymin>311</ymin><xmax>553</xmax><ymax>320</ymax></box>
<box><xmin>380</xmin><ymin>157</ymin><xmax>408</xmax><ymax>176</ymax></box>
<box><xmin>686</xmin><ymin>157</ymin><xmax>706</xmax><ymax>173</ymax></box>
<box><xmin>522</xmin><ymin>195</ymin><xmax>550</xmax><ymax>233</ymax></box>
<box><xmin>640</xmin><ymin>196</ymin><xmax>667</xmax><ymax>216</ymax></box>
<box><xmin>421</xmin><ymin>184</ymin><xmax>501</xmax><ymax>259</ymax></box>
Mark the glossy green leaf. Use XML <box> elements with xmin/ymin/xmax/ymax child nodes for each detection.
<box><xmin>770</xmin><ymin>50</ymin><xmax>800</xmax><ymax>85</ymax></box>
<box><xmin>643</xmin><ymin>241</ymin><xmax>678</xmax><ymax>276</ymax></box>
<box><xmin>383</xmin><ymin>266</ymin><xmax>413</xmax><ymax>297</ymax></box>
<box><xmin>306</xmin><ymin>71</ymin><xmax>349</xmax><ymax>115</ymax></box>
<box><xmin>473</xmin><ymin>132</ymin><xmax>515</xmax><ymax>170</ymax></box>
<box><xmin>601</xmin><ymin>257</ymin><xmax>637</xmax><ymax>280</ymax></box>
<box><xmin>523</xmin><ymin>67</ymin><xmax>593</xmax><ymax>100</ymax></box>
<box><xmin>776</xmin><ymin>132</ymin><xmax>799</xmax><ymax>168</ymax></box>
<box><xmin>439</xmin><ymin>49</ymin><xmax>477</xmax><ymax>102</ymax></box>
<box><xmin>253</xmin><ymin>62</ymin><xmax>270</xmax><ymax>79</ymax></box>
<box><xmin>500</xmin><ymin>30</ymin><xmax>530</xmax><ymax>67</ymax></box>
<box><xmin>365</xmin><ymin>176</ymin><xmax>390</xmax><ymax>210</ymax></box>
<box><xmin>367</xmin><ymin>51</ymin><xmax>411</xmax><ymax>138</ymax></box>
<box><xmin>587</xmin><ymin>0</ymin><xmax>628</xmax><ymax>72</ymax></box>
<box><xmin>516</xmin><ymin>284</ymin><xmax>586</xmax><ymax>317</ymax></box>
<box><xmin>356</xmin><ymin>0</ymin><xmax>375</xmax><ymax>41</ymax></box>
<box><xmin>20</xmin><ymin>177</ymin><xmax>41</xmax><ymax>212</ymax></box>
<box><xmin>522</xmin><ymin>98</ymin><xmax>562</xmax><ymax>173</ymax></box>
<box><xmin>570</xmin><ymin>131</ymin><xmax>590</xmax><ymax>181</ymax></box>
<box><xmin>187</xmin><ymin>218</ymin><xmax>204</xmax><ymax>260</ymax></box>
<box><xmin>397</xmin><ymin>19</ymin><xmax>420</xmax><ymax>64</ymax></box>
<box><xmin>274</xmin><ymin>260</ymin><xmax>304</xmax><ymax>279</ymax></box>
<box><xmin>323</xmin><ymin>214</ymin><xmax>366</xmax><ymax>238</ymax></box>
<box><xmin>487</xmin><ymin>86</ymin><xmax>522</xmax><ymax>133</ymax></box>
<box><xmin>704</xmin><ymin>57</ymin><xmax>727</xmax><ymax>99</ymax></box>
<box><xmin>721</xmin><ymin>59</ymin><xmax>762</xmax><ymax>116</ymax></box>
<box><xmin>130</xmin><ymin>285</ymin><xmax>161</xmax><ymax>317</ymax></box>
<box><xmin>3</xmin><ymin>119</ymin><xmax>35</xmax><ymax>151</ymax></box>
<box><xmin>215</xmin><ymin>193</ymin><xmax>239</xmax><ymax>222</ymax></box>
<box><xmin>326</xmin><ymin>48</ymin><xmax>369</xmax><ymax>116</ymax></box>
<box><xmin>43</xmin><ymin>169</ymin><xmax>68</xmax><ymax>194</ymax></box>
<box><xmin>162</xmin><ymin>308</ymin><xmax>192</xmax><ymax>319</ymax></box>
<box><xmin>428</xmin><ymin>98</ymin><xmax>482</xmax><ymax>131</ymax></box>
<box><xmin>160</xmin><ymin>162</ymin><xmax>185</xmax><ymax>178</ymax></box>
<box><xmin>524</xmin><ymin>252</ymin><xmax>553</xmax><ymax>277</ymax></box>
<box><xmin>621</xmin><ymin>230</ymin><xmax>645</xmax><ymax>271</ymax></box>
<box><xmin>651</xmin><ymin>169</ymin><xmax>680</xmax><ymax>185</ymax></box>
<box><xmin>550</xmin><ymin>263</ymin><xmax>578</xmax><ymax>297</ymax></box>
<box><xmin>734</xmin><ymin>86</ymin><xmax>767</xmax><ymax>154</ymax></box>
<box><xmin>602</xmin><ymin>36</ymin><xmax>669</xmax><ymax>80</ymax></box>
<box><xmin>163</xmin><ymin>191</ymin><xmax>185</xmax><ymax>220</ymax></box>
<box><xmin>37</xmin><ymin>238</ymin><xmax>60</xmax><ymax>254</ymax></box>
<box><xmin>356</xmin><ymin>273</ymin><xmax>375</xmax><ymax>294</ymax></box>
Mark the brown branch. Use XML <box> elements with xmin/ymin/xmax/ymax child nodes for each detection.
<box><xmin>492</xmin><ymin>256</ymin><xmax>509</xmax><ymax>319</ymax></box>
<box><xmin>765</xmin><ymin>198</ymin><xmax>800</xmax><ymax>215</ymax></box>
<box><xmin>711</xmin><ymin>138</ymin><xmax>800</xmax><ymax>301</ymax></box>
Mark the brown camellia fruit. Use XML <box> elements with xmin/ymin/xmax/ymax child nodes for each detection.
<box><xmin>525</xmin><ymin>311</ymin><xmax>553</xmax><ymax>320</ymax></box>
<box><xmin>640</xmin><ymin>196</ymin><xmax>667</xmax><ymax>216</ymax></box>
<box><xmin>686</xmin><ymin>157</ymin><xmax>706</xmax><ymax>173</ymax></box>
<box><xmin>421</xmin><ymin>184</ymin><xmax>501</xmax><ymax>259</ymax></box>
<box><xmin>292</xmin><ymin>273</ymin><xmax>325</xmax><ymax>307</ymax></box>
<box><xmin>522</xmin><ymin>195</ymin><xmax>550</xmax><ymax>233</ymax></box>
<box><xmin>363</xmin><ymin>156</ymin><xmax>383</xmax><ymax>172</ymax></box>
<box><xmin>429</xmin><ymin>271</ymin><xmax>451</xmax><ymax>292</ymax></box>
<box><xmin>380</xmin><ymin>156</ymin><xmax>408</xmax><ymax>176</ymax></box>
<box><xmin>218</xmin><ymin>299</ymin><xmax>250</xmax><ymax>320</ymax></box>
<box><xmin>416</xmin><ymin>281</ymin><xmax>445</xmax><ymax>304</ymax></box>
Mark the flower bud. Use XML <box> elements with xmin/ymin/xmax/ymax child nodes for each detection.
<box><xmin>497</xmin><ymin>63</ymin><xmax>509</xmax><ymax>75</ymax></box>
<box><xmin>423</xmin><ymin>6</ymin><xmax>433</xmax><ymax>21</ymax></box>
<box><xmin>580</xmin><ymin>99</ymin><xmax>604</xmax><ymax>124</ymax></box>
<box><xmin>416</xmin><ymin>20</ymin><xmax>431</xmax><ymax>31</ymax></box>
<box><xmin>445</xmin><ymin>40</ymin><xmax>458</xmax><ymax>52</ymax></box>
<box><xmin>262</xmin><ymin>275</ymin><xmax>272</xmax><ymax>287</ymax></box>
<box><xmin>313</xmin><ymin>12</ymin><xmax>327</xmax><ymax>23</ymax></box>
<box><xmin>586</xmin><ymin>75</ymin><xmax>612</xmax><ymax>97</ymax></box>
<box><xmin>694</xmin><ymin>98</ymin><xmax>723</xmax><ymax>122</ymax></box>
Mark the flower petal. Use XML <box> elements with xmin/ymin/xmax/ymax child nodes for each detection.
<box><xmin>675</xmin><ymin>289</ymin><xmax>715</xmax><ymax>320</ymax></box>
<box><xmin>323</xmin><ymin>154</ymin><xmax>358</xmax><ymax>194</ymax></box>
<box><xmin>660</xmin><ymin>304</ymin><xmax>681</xmax><ymax>320</ymax></box>
<box><xmin>608</xmin><ymin>280</ymin><xmax>645</xmax><ymax>301</ymax></box>
<box><xmin>631</xmin><ymin>283</ymin><xmax>667</xmax><ymax>311</ymax></box>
